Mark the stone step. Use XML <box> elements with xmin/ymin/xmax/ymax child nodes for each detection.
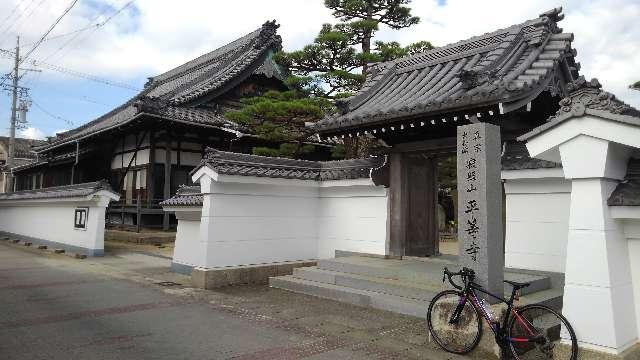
<box><xmin>270</xmin><ymin>275</ymin><xmax>564</xmax><ymax>319</ymax></box>
<box><xmin>270</xmin><ymin>275</ymin><xmax>430</xmax><ymax>318</ymax></box>
<box><xmin>316</xmin><ymin>258</ymin><xmax>551</xmax><ymax>296</ymax></box>
<box><xmin>292</xmin><ymin>266</ymin><xmax>444</xmax><ymax>301</ymax></box>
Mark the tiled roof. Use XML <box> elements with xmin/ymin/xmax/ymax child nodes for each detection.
<box><xmin>501</xmin><ymin>141</ymin><xmax>560</xmax><ymax>170</ymax></box>
<box><xmin>36</xmin><ymin>21</ymin><xmax>282</xmax><ymax>151</ymax></box>
<box><xmin>519</xmin><ymin>77</ymin><xmax>640</xmax><ymax>141</ymax></box>
<box><xmin>197</xmin><ymin>148</ymin><xmax>385</xmax><ymax>181</ymax></box>
<box><xmin>0</xmin><ymin>137</ymin><xmax>43</xmax><ymax>159</ymax></box>
<box><xmin>608</xmin><ymin>159</ymin><xmax>640</xmax><ymax>206</ymax></box>
<box><xmin>160</xmin><ymin>185</ymin><xmax>203</xmax><ymax>207</ymax></box>
<box><xmin>145</xmin><ymin>20</ymin><xmax>283</xmax><ymax>104</ymax></box>
<box><xmin>314</xmin><ymin>7</ymin><xmax>579</xmax><ymax>134</ymax></box>
<box><xmin>0</xmin><ymin>180</ymin><xmax>117</xmax><ymax>201</ymax></box>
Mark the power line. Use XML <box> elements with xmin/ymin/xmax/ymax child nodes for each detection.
<box><xmin>32</xmin><ymin>99</ymin><xmax>73</xmax><ymax>126</ymax></box>
<box><xmin>0</xmin><ymin>0</ymin><xmax>39</xmax><ymax>45</ymax></box>
<box><xmin>21</xmin><ymin>0</ymin><xmax>79</xmax><ymax>65</ymax></box>
<box><xmin>46</xmin><ymin>0</ymin><xmax>135</xmax><ymax>62</ymax></box>
<box><xmin>0</xmin><ymin>47</ymin><xmax>141</xmax><ymax>91</ymax></box>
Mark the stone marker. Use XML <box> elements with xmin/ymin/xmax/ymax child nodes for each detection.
<box><xmin>456</xmin><ymin>123</ymin><xmax>504</xmax><ymax>297</ymax></box>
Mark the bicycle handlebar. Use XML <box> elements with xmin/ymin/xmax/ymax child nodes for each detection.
<box><xmin>442</xmin><ymin>267</ymin><xmax>474</xmax><ymax>291</ymax></box>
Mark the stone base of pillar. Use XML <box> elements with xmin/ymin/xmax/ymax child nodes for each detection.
<box><xmin>555</xmin><ymin>342</ymin><xmax>640</xmax><ymax>360</ymax></box>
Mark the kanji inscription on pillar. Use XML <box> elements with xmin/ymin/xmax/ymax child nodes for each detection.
<box><xmin>457</xmin><ymin>123</ymin><xmax>503</xmax><ymax>296</ymax></box>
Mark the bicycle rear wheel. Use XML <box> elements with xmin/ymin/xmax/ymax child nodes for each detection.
<box><xmin>427</xmin><ymin>290</ymin><xmax>482</xmax><ymax>354</ymax></box>
<box><xmin>508</xmin><ymin>304</ymin><xmax>578</xmax><ymax>360</ymax></box>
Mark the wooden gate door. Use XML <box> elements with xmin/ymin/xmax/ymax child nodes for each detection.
<box><xmin>404</xmin><ymin>154</ymin><xmax>438</xmax><ymax>256</ymax></box>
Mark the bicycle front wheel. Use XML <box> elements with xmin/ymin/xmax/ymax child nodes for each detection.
<box><xmin>427</xmin><ymin>290</ymin><xmax>482</xmax><ymax>354</ymax></box>
<box><xmin>508</xmin><ymin>304</ymin><xmax>578</xmax><ymax>360</ymax></box>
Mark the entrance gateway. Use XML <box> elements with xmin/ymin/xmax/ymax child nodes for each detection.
<box><xmin>313</xmin><ymin>7</ymin><xmax>578</xmax><ymax>259</ymax></box>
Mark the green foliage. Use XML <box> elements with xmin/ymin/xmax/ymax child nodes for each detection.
<box><xmin>325</xmin><ymin>0</ymin><xmax>420</xmax><ymax>74</ymax></box>
<box><xmin>227</xmin><ymin>1</ymin><xmax>427</xmax><ymax>160</ymax></box>
<box><xmin>226</xmin><ymin>90</ymin><xmax>333</xmax><ymax>158</ymax></box>
<box><xmin>632</xmin><ymin>81</ymin><xmax>640</xmax><ymax>90</ymax></box>
<box><xmin>275</xmin><ymin>24</ymin><xmax>364</xmax><ymax>97</ymax></box>
<box><xmin>252</xmin><ymin>143</ymin><xmax>316</xmax><ymax>159</ymax></box>
<box><xmin>330</xmin><ymin>144</ymin><xmax>346</xmax><ymax>159</ymax></box>
<box><xmin>324</xmin><ymin>0</ymin><xmax>420</xmax><ymax>29</ymax></box>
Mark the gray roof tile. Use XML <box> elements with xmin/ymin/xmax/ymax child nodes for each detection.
<box><xmin>608</xmin><ymin>159</ymin><xmax>640</xmax><ymax>206</ymax></box>
<box><xmin>198</xmin><ymin>148</ymin><xmax>384</xmax><ymax>181</ymax></box>
<box><xmin>501</xmin><ymin>141</ymin><xmax>560</xmax><ymax>170</ymax></box>
<box><xmin>160</xmin><ymin>185</ymin><xmax>203</xmax><ymax>207</ymax></box>
<box><xmin>518</xmin><ymin>77</ymin><xmax>640</xmax><ymax>141</ymax></box>
<box><xmin>0</xmin><ymin>180</ymin><xmax>117</xmax><ymax>201</ymax></box>
<box><xmin>36</xmin><ymin>21</ymin><xmax>282</xmax><ymax>152</ymax></box>
<box><xmin>314</xmin><ymin>8</ymin><xmax>578</xmax><ymax>134</ymax></box>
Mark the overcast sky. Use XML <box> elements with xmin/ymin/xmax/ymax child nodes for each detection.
<box><xmin>0</xmin><ymin>0</ymin><xmax>638</xmax><ymax>139</ymax></box>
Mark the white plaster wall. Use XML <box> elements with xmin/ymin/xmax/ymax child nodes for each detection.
<box><xmin>619</xmin><ymin>218</ymin><xmax>640</xmax><ymax>342</ymax></box>
<box><xmin>503</xmin><ymin>174</ymin><xmax>571</xmax><ymax>273</ymax></box>
<box><xmin>176</xmin><ymin>169</ymin><xmax>391</xmax><ymax>269</ymax></box>
<box><xmin>0</xmin><ymin>198</ymin><xmax>111</xmax><ymax>254</ymax></box>
<box><xmin>172</xmin><ymin>217</ymin><xmax>203</xmax><ymax>268</ymax></box>
<box><xmin>201</xmin><ymin>181</ymin><xmax>320</xmax><ymax>268</ymax></box>
<box><xmin>317</xmin><ymin>185</ymin><xmax>389</xmax><ymax>259</ymax></box>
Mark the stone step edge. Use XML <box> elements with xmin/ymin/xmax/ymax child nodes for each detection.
<box><xmin>293</xmin><ymin>266</ymin><xmax>447</xmax><ymax>299</ymax></box>
<box><xmin>294</xmin><ymin>266</ymin><xmax>551</xmax><ymax>301</ymax></box>
<box><xmin>270</xmin><ymin>275</ymin><xmax>430</xmax><ymax>318</ymax></box>
<box><xmin>271</xmin><ymin>275</ymin><xmax>564</xmax><ymax>319</ymax></box>
<box><xmin>315</xmin><ymin>259</ymin><xmax>552</xmax><ymax>295</ymax></box>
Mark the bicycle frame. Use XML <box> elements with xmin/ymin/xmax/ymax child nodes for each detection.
<box><xmin>450</xmin><ymin>280</ymin><xmax>543</xmax><ymax>347</ymax></box>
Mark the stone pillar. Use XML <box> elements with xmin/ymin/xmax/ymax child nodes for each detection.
<box><xmin>559</xmin><ymin>135</ymin><xmax>637</xmax><ymax>354</ymax></box>
<box><xmin>456</xmin><ymin>123</ymin><xmax>503</xmax><ymax>296</ymax></box>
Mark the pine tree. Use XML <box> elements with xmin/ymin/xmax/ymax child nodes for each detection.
<box><xmin>325</xmin><ymin>0</ymin><xmax>420</xmax><ymax>75</ymax></box>
<box><xmin>632</xmin><ymin>81</ymin><xmax>640</xmax><ymax>90</ymax></box>
<box><xmin>227</xmin><ymin>1</ymin><xmax>427</xmax><ymax>159</ymax></box>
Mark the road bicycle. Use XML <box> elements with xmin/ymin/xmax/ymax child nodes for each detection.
<box><xmin>427</xmin><ymin>267</ymin><xmax>577</xmax><ymax>359</ymax></box>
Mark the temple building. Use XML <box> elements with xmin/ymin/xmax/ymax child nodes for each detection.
<box><xmin>0</xmin><ymin>136</ymin><xmax>43</xmax><ymax>193</ymax></box>
<box><xmin>313</xmin><ymin>7</ymin><xmax>579</xmax><ymax>258</ymax></box>
<box><xmin>10</xmin><ymin>21</ymin><xmax>330</xmax><ymax>229</ymax></box>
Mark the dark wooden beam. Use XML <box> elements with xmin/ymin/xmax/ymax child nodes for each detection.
<box><xmin>162</xmin><ymin>132</ymin><xmax>172</xmax><ymax>230</ymax></box>
<box><xmin>388</xmin><ymin>152</ymin><xmax>405</xmax><ymax>257</ymax></box>
<box><xmin>389</xmin><ymin>137</ymin><xmax>457</xmax><ymax>154</ymax></box>
<box><xmin>117</xmin><ymin>131</ymin><xmax>148</xmax><ymax>192</ymax></box>
<box><xmin>147</xmin><ymin>130</ymin><xmax>155</xmax><ymax>207</ymax></box>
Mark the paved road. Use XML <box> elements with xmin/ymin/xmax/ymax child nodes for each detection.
<box><xmin>0</xmin><ymin>242</ymin><xmax>473</xmax><ymax>360</ymax></box>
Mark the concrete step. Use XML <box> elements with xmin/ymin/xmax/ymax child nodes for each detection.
<box><xmin>292</xmin><ymin>266</ymin><xmax>444</xmax><ymax>301</ymax></box>
<box><xmin>270</xmin><ymin>275</ymin><xmax>430</xmax><ymax>318</ymax></box>
<box><xmin>316</xmin><ymin>257</ymin><xmax>551</xmax><ymax>296</ymax></box>
<box><xmin>270</xmin><ymin>275</ymin><xmax>563</xmax><ymax>319</ymax></box>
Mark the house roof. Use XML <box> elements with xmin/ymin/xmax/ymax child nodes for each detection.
<box><xmin>501</xmin><ymin>141</ymin><xmax>560</xmax><ymax>170</ymax></box>
<box><xmin>160</xmin><ymin>185</ymin><xmax>203</xmax><ymax>207</ymax></box>
<box><xmin>608</xmin><ymin>158</ymin><xmax>640</xmax><ymax>206</ymax></box>
<box><xmin>0</xmin><ymin>137</ymin><xmax>43</xmax><ymax>159</ymax></box>
<box><xmin>195</xmin><ymin>148</ymin><xmax>385</xmax><ymax>181</ymax></box>
<box><xmin>36</xmin><ymin>21</ymin><xmax>283</xmax><ymax>152</ymax></box>
<box><xmin>518</xmin><ymin>77</ymin><xmax>640</xmax><ymax>141</ymax></box>
<box><xmin>0</xmin><ymin>180</ymin><xmax>117</xmax><ymax>201</ymax></box>
<box><xmin>314</xmin><ymin>7</ymin><xmax>579</xmax><ymax>135</ymax></box>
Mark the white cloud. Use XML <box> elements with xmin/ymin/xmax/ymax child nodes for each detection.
<box><xmin>19</xmin><ymin>127</ymin><xmax>45</xmax><ymax>140</ymax></box>
<box><xmin>0</xmin><ymin>0</ymin><xmax>637</xmax><ymax>107</ymax></box>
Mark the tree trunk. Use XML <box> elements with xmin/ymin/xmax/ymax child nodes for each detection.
<box><xmin>361</xmin><ymin>30</ymin><xmax>371</xmax><ymax>77</ymax></box>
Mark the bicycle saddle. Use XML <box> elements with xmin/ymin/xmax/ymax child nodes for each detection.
<box><xmin>504</xmin><ymin>280</ymin><xmax>530</xmax><ymax>289</ymax></box>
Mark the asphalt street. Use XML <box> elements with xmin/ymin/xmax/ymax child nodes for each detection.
<box><xmin>0</xmin><ymin>241</ymin><xmax>474</xmax><ymax>360</ymax></box>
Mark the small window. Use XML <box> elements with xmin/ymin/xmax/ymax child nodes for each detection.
<box><xmin>74</xmin><ymin>208</ymin><xmax>88</xmax><ymax>230</ymax></box>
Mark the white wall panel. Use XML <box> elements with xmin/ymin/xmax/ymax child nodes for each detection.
<box><xmin>504</xmin><ymin>174</ymin><xmax>571</xmax><ymax>273</ymax></box>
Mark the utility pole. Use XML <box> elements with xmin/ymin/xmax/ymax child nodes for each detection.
<box><xmin>5</xmin><ymin>36</ymin><xmax>19</xmax><ymax>193</ymax></box>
